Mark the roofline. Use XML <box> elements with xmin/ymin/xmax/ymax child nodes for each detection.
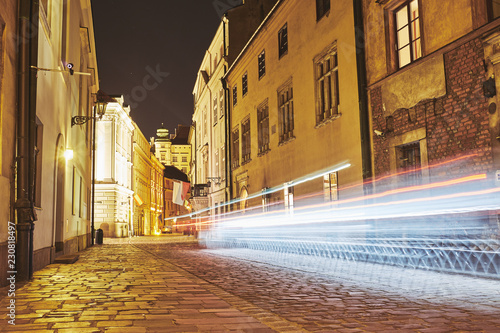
<box><xmin>224</xmin><ymin>0</ymin><xmax>285</xmax><ymax>80</ymax></box>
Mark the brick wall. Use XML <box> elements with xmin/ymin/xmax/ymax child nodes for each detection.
<box><xmin>371</xmin><ymin>37</ymin><xmax>494</xmax><ymax>180</ymax></box>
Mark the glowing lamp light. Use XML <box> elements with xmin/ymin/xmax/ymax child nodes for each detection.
<box><xmin>64</xmin><ymin>149</ymin><xmax>74</xmax><ymax>161</ymax></box>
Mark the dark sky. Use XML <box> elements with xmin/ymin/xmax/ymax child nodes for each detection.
<box><xmin>91</xmin><ymin>0</ymin><xmax>228</xmax><ymax>139</ymax></box>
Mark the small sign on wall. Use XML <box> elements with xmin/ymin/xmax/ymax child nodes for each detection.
<box><xmin>496</xmin><ymin>170</ymin><xmax>500</xmax><ymax>185</ymax></box>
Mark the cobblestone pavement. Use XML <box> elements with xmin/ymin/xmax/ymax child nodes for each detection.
<box><xmin>2</xmin><ymin>235</ymin><xmax>500</xmax><ymax>332</ymax></box>
<box><xmin>131</xmin><ymin>237</ymin><xmax>500</xmax><ymax>333</ymax></box>
<box><xmin>0</xmin><ymin>235</ymin><xmax>302</xmax><ymax>333</ymax></box>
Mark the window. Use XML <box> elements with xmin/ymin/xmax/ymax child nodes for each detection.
<box><xmin>221</xmin><ymin>145</ymin><xmax>226</xmax><ymax>181</ymax></box>
<box><xmin>397</xmin><ymin>141</ymin><xmax>421</xmax><ymax>186</ymax></box>
<box><xmin>257</xmin><ymin>100</ymin><xmax>270</xmax><ymax>154</ymax></box>
<box><xmin>258</xmin><ymin>50</ymin><xmax>266</xmax><ymax>79</ymax></box>
<box><xmin>278</xmin><ymin>23</ymin><xmax>288</xmax><ymax>59</ymax></box>
<box><xmin>203</xmin><ymin>107</ymin><xmax>208</xmax><ymax>137</ymax></box>
<box><xmin>278</xmin><ymin>80</ymin><xmax>294</xmax><ymax>143</ymax></box>
<box><xmin>316</xmin><ymin>0</ymin><xmax>330</xmax><ymax>20</ymax></box>
<box><xmin>488</xmin><ymin>0</ymin><xmax>500</xmax><ymax>21</ymax></box>
<box><xmin>213</xmin><ymin>96</ymin><xmax>218</xmax><ymax>124</ymax></box>
<box><xmin>242</xmin><ymin>72</ymin><xmax>248</xmax><ymax>97</ymax></box>
<box><xmin>241</xmin><ymin>118</ymin><xmax>251</xmax><ymax>163</ymax></box>
<box><xmin>324</xmin><ymin>172</ymin><xmax>338</xmax><ymax>202</ymax></box>
<box><xmin>395</xmin><ymin>0</ymin><xmax>421</xmax><ymax>68</ymax></box>
<box><xmin>172</xmin><ymin>156</ymin><xmax>178</xmax><ymax>163</ymax></box>
<box><xmin>182</xmin><ymin>156</ymin><xmax>187</xmax><ymax>163</ymax></box>
<box><xmin>215</xmin><ymin>149</ymin><xmax>219</xmax><ymax>179</ymax></box>
<box><xmin>231</xmin><ymin>128</ymin><xmax>240</xmax><ymax>169</ymax></box>
<box><xmin>284</xmin><ymin>184</ymin><xmax>294</xmax><ymax>215</ymax></box>
<box><xmin>315</xmin><ymin>49</ymin><xmax>339</xmax><ymax>124</ymax></box>
<box><xmin>233</xmin><ymin>84</ymin><xmax>238</xmax><ymax>107</ymax></box>
<box><xmin>219</xmin><ymin>88</ymin><xmax>224</xmax><ymax>117</ymax></box>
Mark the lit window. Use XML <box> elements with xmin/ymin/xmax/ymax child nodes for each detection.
<box><xmin>395</xmin><ymin>0</ymin><xmax>421</xmax><ymax>68</ymax></box>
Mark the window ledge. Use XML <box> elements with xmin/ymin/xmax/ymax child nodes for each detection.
<box><xmin>241</xmin><ymin>158</ymin><xmax>252</xmax><ymax>166</ymax></box>
<box><xmin>278</xmin><ymin>136</ymin><xmax>295</xmax><ymax>147</ymax></box>
<box><xmin>315</xmin><ymin>113</ymin><xmax>342</xmax><ymax>129</ymax></box>
<box><xmin>257</xmin><ymin>148</ymin><xmax>271</xmax><ymax>157</ymax></box>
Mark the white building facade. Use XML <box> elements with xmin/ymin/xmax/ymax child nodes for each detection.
<box><xmin>94</xmin><ymin>96</ymin><xmax>134</xmax><ymax>237</ymax></box>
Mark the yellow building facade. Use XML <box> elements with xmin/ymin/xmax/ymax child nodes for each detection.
<box><xmin>132</xmin><ymin>122</ymin><xmax>152</xmax><ymax>236</ymax></box>
<box><xmin>225</xmin><ymin>0</ymin><xmax>366</xmax><ymax>210</ymax></box>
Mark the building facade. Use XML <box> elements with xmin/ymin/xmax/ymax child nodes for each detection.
<box><xmin>152</xmin><ymin>124</ymin><xmax>192</xmax><ymax>175</ymax></box>
<box><xmin>94</xmin><ymin>96</ymin><xmax>134</xmax><ymax>238</ymax></box>
<box><xmin>191</xmin><ymin>0</ymin><xmax>280</xmax><ymax>220</ymax></box>
<box><xmin>29</xmin><ymin>0</ymin><xmax>99</xmax><ymax>275</ymax></box>
<box><xmin>363</xmin><ymin>0</ymin><xmax>500</xmax><ymax>190</ymax></box>
<box><xmin>224</xmin><ymin>0</ymin><xmax>367</xmax><ymax>211</ymax></box>
<box><xmin>150</xmin><ymin>154</ymin><xmax>165</xmax><ymax>235</ymax></box>
<box><xmin>0</xmin><ymin>0</ymin><xmax>22</xmax><ymax>285</ymax></box>
<box><xmin>132</xmin><ymin>122</ymin><xmax>152</xmax><ymax>236</ymax></box>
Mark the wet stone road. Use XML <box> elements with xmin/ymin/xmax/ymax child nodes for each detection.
<box><xmin>132</xmin><ymin>238</ymin><xmax>500</xmax><ymax>333</ymax></box>
<box><xmin>1</xmin><ymin>235</ymin><xmax>499</xmax><ymax>332</ymax></box>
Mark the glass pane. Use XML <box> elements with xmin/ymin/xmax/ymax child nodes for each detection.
<box><xmin>399</xmin><ymin>45</ymin><xmax>411</xmax><ymax>67</ymax></box>
<box><xmin>398</xmin><ymin>26</ymin><xmax>410</xmax><ymax>49</ymax></box>
<box><xmin>396</xmin><ymin>6</ymin><xmax>408</xmax><ymax>29</ymax></box>
<box><xmin>410</xmin><ymin>0</ymin><xmax>419</xmax><ymax>20</ymax></box>
<box><xmin>411</xmin><ymin>17</ymin><xmax>420</xmax><ymax>40</ymax></box>
<box><xmin>412</xmin><ymin>39</ymin><xmax>422</xmax><ymax>59</ymax></box>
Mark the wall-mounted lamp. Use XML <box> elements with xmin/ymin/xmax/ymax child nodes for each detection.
<box><xmin>374</xmin><ymin>130</ymin><xmax>385</xmax><ymax>137</ymax></box>
<box><xmin>64</xmin><ymin>149</ymin><xmax>74</xmax><ymax>161</ymax></box>
<box><xmin>71</xmin><ymin>90</ymin><xmax>112</xmax><ymax>126</ymax></box>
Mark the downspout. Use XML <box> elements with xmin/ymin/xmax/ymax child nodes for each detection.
<box><xmin>222</xmin><ymin>15</ymin><xmax>233</xmax><ymax>210</ymax></box>
<box><xmin>353</xmin><ymin>0</ymin><xmax>373</xmax><ymax>193</ymax></box>
<box><xmin>16</xmin><ymin>0</ymin><xmax>39</xmax><ymax>281</ymax></box>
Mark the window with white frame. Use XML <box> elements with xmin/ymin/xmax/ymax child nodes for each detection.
<box><xmin>213</xmin><ymin>96</ymin><xmax>218</xmax><ymax>124</ymax></box>
<box><xmin>395</xmin><ymin>0</ymin><xmax>421</xmax><ymax>68</ymax></box>
<box><xmin>232</xmin><ymin>128</ymin><xmax>239</xmax><ymax>169</ymax></box>
<box><xmin>219</xmin><ymin>88</ymin><xmax>224</xmax><ymax>117</ymax></box>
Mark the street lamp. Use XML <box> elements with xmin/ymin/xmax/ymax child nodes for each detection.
<box><xmin>71</xmin><ymin>90</ymin><xmax>111</xmax><ymax>126</ymax></box>
<box><xmin>71</xmin><ymin>90</ymin><xmax>113</xmax><ymax>245</ymax></box>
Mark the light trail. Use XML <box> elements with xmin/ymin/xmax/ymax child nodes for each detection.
<box><xmin>200</xmin><ymin>168</ymin><xmax>500</xmax><ymax>279</ymax></box>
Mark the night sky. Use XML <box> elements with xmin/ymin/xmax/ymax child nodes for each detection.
<box><xmin>91</xmin><ymin>0</ymin><xmax>228</xmax><ymax>139</ymax></box>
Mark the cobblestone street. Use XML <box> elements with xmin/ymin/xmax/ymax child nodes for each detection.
<box><xmin>1</xmin><ymin>235</ymin><xmax>499</xmax><ymax>332</ymax></box>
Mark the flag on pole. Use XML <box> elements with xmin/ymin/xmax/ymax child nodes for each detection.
<box><xmin>173</xmin><ymin>181</ymin><xmax>190</xmax><ymax>205</ymax></box>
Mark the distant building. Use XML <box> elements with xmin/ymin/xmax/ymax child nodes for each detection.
<box><xmin>152</xmin><ymin>124</ymin><xmax>192</xmax><ymax>175</ymax></box>
<box><xmin>132</xmin><ymin>122</ymin><xmax>152</xmax><ymax>236</ymax></box>
<box><xmin>150</xmin><ymin>154</ymin><xmax>165</xmax><ymax>235</ymax></box>
<box><xmin>191</xmin><ymin>0</ymin><xmax>280</xmax><ymax>221</ymax></box>
<box><xmin>163</xmin><ymin>165</ymin><xmax>191</xmax><ymax>232</ymax></box>
<box><xmin>94</xmin><ymin>96</ymin><xmax>134</xmax><ymax>238</ymax></box>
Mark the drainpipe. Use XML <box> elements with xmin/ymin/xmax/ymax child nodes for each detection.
<box><xmin>222</xmin><ymin>15</ymin><xmax>233</xmax><ymax>210</ymax></box>
<box><xmin>16</xmin><ymin>0</ymin><xmax>39</xmax><ymax>281</ymax></box>
<box><xmin>353</xmin><ymin>0</ymin><xmax>373</xmax><ymax>194</ymax></box>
